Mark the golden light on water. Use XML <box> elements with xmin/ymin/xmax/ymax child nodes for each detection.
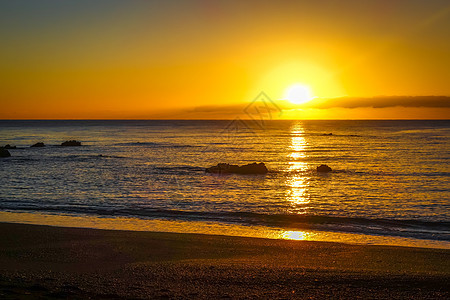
<box><xmin>279</xmin><ymin>230</ymin><xmax>310</xmax><ymax>241</ymax></box>
<box><xmin>0</xmin><ymin>211</ymin><xmax>447</xmax><ymax>249</ymax></box>
<box><xmin>287</xmin><ymin>175</ymin><xmax>309</xmax><ymax>206</ymax></box>
<box><xmin>286</xmin><ymin>123</ymin><xmax>311</xmax><ymax>208</ymax></box>
<box><xmin>288</xmin><ymin>123</ymin><xmax>307</xmax><ymax>162</ymax></box>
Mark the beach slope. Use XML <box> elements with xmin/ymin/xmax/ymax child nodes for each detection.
<box><xmin>0</xmin><ymin>222</ymin><xmax>448</xmax><ymax>299</ymax></box>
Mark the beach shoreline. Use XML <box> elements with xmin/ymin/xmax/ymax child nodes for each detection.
<box><xmin>0</xmin><ymin>222</ymin><xmax>448</xmax><ymax>299</ymax></box>
<box><xmin>1</xmin><ymin>210</ymin><xmax>448</xmax><ymax>250</ymax></box>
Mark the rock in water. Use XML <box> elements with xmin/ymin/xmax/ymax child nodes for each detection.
<box><xmin>206</xmin><ymin>162</ymin><xmax>268</xmax><ymax>174</ymax></box>
<box><xmin>0</xmin><ymin>148</ymin><xmax>11</xmax><ymax>157</ymax></box>
<box><xmin>61</xmin><ymin>140</ymin><xmax>82</xmax><ymax>146</ymax></box>
<box><xmin>317</xmin><ymin>164</ymin><xmax>332</xmax><ymax>172</ymax></box>
<box><xmin>31</xmin><ymin>142</ymin><xmax>45</xmax><ymax>147</ymax></box>
<box><xmin>205</xmin><ymin>163</ymin><xmax>239</xmax><ymax>174</ymax></box>
<box><xmin>237</xmin><ymin>162</ymin><xmax>268</xmax><ymax>174</ymax></box>
<box><xmin>4</xmin><ymin>144</ymin><xmax>16</xmax><ymax>149</ymax></box>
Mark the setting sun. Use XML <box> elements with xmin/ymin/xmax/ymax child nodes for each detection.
<box><xmin>284</xmin><ymin>84</ymin><xmax>314</xmax><ymax>104</ymax></box>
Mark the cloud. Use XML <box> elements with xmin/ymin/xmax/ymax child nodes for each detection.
<box><xmin>144</xmin><ymin>104</ymin><xmax>248</xmax><ymax>119</ymax></box>
<box><xmin>141</xmin><ymin>96</ymin><xmax>450</xmax><ymax>120</ymax></box>
<box><xmin>304</xmin><ymin>96</ymin><xmax>450</xmax><ymax>109</ymax></box>
<box><xmin>187</xmin><ymin>104</ymin><xmax>246</xmax><ymax>114</ymax></box>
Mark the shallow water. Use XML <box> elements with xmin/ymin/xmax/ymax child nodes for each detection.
<box><xmin>0</xmin><ymin>120</ymin><xmax>449</xmax><ymax>248</ymax></box>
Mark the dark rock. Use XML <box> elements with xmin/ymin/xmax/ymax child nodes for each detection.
<box><xmin>31</xmin><ymin>142</ymin><xmax>45</xmax><ymax>147</ymax></box>
<box><xmin>237</xmin><ymin>162</ymin><xmax>269</xmax><ymax>174</ymax></box>
<box><xmin>206</xmin><ymin>162</ymin><xmax>268</xmax><ymax>174</ymax></box>
<box><xmin>61</xmin><ymin>140</ymin><xmax>81</xmax><ymax>146</ymax></box>
<box><xmin>0</xmin><ymin>148</ymin><xmax>11</xmax><ymax>157</ymax></box>
<box><xmin>206</xmin><ymin>163</ymin><xmax>238</xmax><ymax>174</ymax></box>
<box><xmin>4</xmin><ymin>144</ymin><xmax>16</xmax><ymax>149</ymax></box>
<box><xmin>317</xmin><ymin>164</ymin><xmax>332</xmax><ymax>172</ymax></box>
<box><xmin>322</xmin><ymin>133</ymin><xmax>333</xmax><ymax>136</ymax></box>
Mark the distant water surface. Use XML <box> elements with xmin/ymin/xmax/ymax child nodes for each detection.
<box><xmin>0</xmin><ymin>120</ymin><xmax>449</xmax><ymax>248</ymax></box>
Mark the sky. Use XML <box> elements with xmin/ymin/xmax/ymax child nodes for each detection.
<box><xmin>1</xmin><ymin>0</ymin><xmax>449</xmax><ymax>119</ymax></box>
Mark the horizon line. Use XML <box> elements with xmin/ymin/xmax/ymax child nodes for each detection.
<box><xmin>1</xmin><ymin>119</ymin><xmax>449</xmax><ymax>121</ymax></box>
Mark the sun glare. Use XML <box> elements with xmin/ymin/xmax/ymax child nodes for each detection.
<box><xmin>284</xmin><ymin>84</ymin><xmax>314</xmax><ymax>104</ymax></box>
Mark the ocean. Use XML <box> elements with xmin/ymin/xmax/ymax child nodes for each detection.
<box><xmin>0</xmin><ymin>120</ymin><xmax>449</xmax><ymax>248</ymax></box>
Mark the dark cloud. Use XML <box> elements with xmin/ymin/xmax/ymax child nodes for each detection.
<box><xmin>187</xmin><ymin>104</ymin><xmax>246</xmax><ymax>114</ymax></box>
<box><xmin>306</xmin><ymin>96</ymin><xmax>450</xmax><ymax>109</ymax></box>
<box><xmin>145</xmin><ymin>104</ymin><xmax>247</xmax><ymax>119</ymax></box>
<box><xmin>144</xmin><ymin>96</ymin><xmax>450</xmax><ymax>119</ymax></box>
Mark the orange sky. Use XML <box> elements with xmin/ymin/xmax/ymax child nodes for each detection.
<box><xmin>1</xmin><ymin>1</ymin><xmax>449</xmax><ymax>119</ymax></box>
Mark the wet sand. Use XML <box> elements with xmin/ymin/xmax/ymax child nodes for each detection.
<box><xmin>0</xmin><ymin>222</ymin><xmax>448</xmax><ymax>299</ymax></box>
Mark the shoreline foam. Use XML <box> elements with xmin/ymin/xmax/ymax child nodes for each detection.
<box><xmin>1</xmin><ymin>210</ymin><xmax>449</xmax><ymax>250</ymax></box>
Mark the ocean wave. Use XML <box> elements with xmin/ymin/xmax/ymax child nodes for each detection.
<box><xmin>114</xmin><ymin>142</ymin><xmax>200</xmax><ymax>148</ymax></box>
<box><xmin>152</xmin><ymin>165</ymin><xmax>205</xmax><ymax>175</ymax></box>
<box><xmin>278</xmin><ymin>133</ymin><xmax>365</xmax><ymax>137</ymax></box>
<box><xmin>1</xmin><ymin>206</ymin><xmax>448</xmax><ymax>241</ymax></box>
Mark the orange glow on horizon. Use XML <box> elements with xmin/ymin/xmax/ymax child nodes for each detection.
<box><xmin>0</xmin><ymin>1</ymin><xmax>449</xmax><ymax>119</ymax></box>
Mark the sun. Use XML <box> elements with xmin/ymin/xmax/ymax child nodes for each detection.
<box><xmin>284</xmin><ymin>84</ymin><xmax>314</xmax><ymax>104</ymax></box>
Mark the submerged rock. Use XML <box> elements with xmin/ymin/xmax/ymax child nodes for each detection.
<box><xmin>206</xmin><ymin>162</ymin><xmax>268</xmax><ymax>174</ymax></box>
<box><xmin>317</xmin><ymin>164</ymin><xmax>332</xmax><ymax>173</ymax></box>
<box><xmin>0</xmin><ymin>148</ymin><xmax>11</xmax><ymax>157</ymax></box>
<box><xmin>61</xmin><ymin>140</ymin><xmax>82</xmax><ymax>146</ymax></box>
<box><xmin>4</xmin><ymin>144</ymin><xmax>16</xmax><ymax>149</ymax></box>
<box><xmin>31</xmin><ymin>142</ymin><xmax>45</xmax><ymax>148</ymax></box>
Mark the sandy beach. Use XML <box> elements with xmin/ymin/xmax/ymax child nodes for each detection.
<box><xmin>0</xmin><ymin>222</ymin><xmax>448</xmax><ymax>299</ymax></box>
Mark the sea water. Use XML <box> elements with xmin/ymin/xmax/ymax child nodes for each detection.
<box><xmin>0</xmin><ymin>120</ymin><xmax>449</xmax><ymax>248</ymax></box>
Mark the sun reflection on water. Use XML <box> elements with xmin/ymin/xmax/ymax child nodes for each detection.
<box><xmin>286</xmin><ymin>123</ymin><xmax>311</xmax><ymax>209</ymax></box>
<box><xmin>289</xmin><ymin>124</ymin><xmax>307</xmax><ymax>162</ymax></box>
<box><xmin>279</xmin><ymin>230</ymin><xmax>312</xmax><ymax>241</ymax></box>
